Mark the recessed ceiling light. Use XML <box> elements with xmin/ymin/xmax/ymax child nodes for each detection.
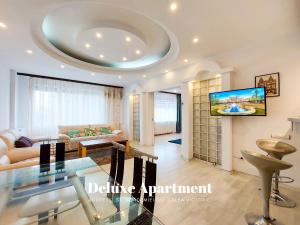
<box><xmin>125</xmin><ymin>37</ymin><xmax>131</xmax><ymax>42</ymax></box>
<box><xmin>0</xmin><ymin>22</ymin><xmax>7</xmax><ymax>29</ymax></box>
<box><xmin>142</xmin><ymin>74</ymin><xmax>147</xmax><ymax>78</ymax></box>
<box><xmin>99</xmin><ymin>54</ymin><xmax>104</xmax><ymax>59</ymax></box>
<box><xmin>60</xmin><ymin>65</ymin><xmax>65</xmax><ymax>69</ymax></box>
<box><xmin>96</xmin><ymin>32</ymin><xmax>102</xmax><ymax>38</ymax></box>
<box><xmin>215</xmin><ymin>74</ymin><xmax>222</xmax><ymax>78</ymax></box>
<box><xmin>165</xmin><ymin>70</ymin><xmax>169</xmax><ymax>73</ymax></box>
<box><xmin>136</xmin><ymin>50</ymin><xmax>141</xmax><ymax>55</ymax></box>
<box><xmin>118</xmin><ymin>75</ymin><xmax>122</xmax><ymax>79</ymax></box>
<box><xmin>26</xmin><ymin>49</ymin><xmax>33</xmax><ymax>54</ymax></box>
<box><xmin>122</xmin><ymin>57</ymin><xmax>127</xmax><ymax>61</ymax></box>
<box><xmin>184</xmin><ymin>59</ymin><xmax>189</xmax><ymax>63</ymax></box>
<box><xmin>85</xmin><ymin>43</ymin><xmax>91</xmax><ymax>48</ymax></box>
<box><xmin>91</xmin><ymin>72</ymin><xmax>95</xmax><ymax>76</ymax></box>
<box><xmin>193</xmin><ymin>38</ymin><xmax>199</xmax><ymax>43</ymax></box>
<box><xmin>170</xmin><ymin>3</ymin><xmax>178</xmax><ymax>11</ymax></box>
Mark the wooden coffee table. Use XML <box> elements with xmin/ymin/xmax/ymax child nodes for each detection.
<box><xmin>78</xmin><ymin>136</ymin><xmax>129</xmax><ymax>158</ymax></box>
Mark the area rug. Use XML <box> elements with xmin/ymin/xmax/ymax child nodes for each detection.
<box><xmin>168</xmin><ymin>139</ymin><xmax>182</xmax><ymax>145</ymax></box>
<box><xmin>65</xmin><ymin>146</ymin><xmax>134</xmax><ymax>166</ymax></box>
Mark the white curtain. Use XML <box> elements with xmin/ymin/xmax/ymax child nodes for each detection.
<box><xmin>154</xmin><ymin>92</ymin><xmax>177</xmax><ymax>135</ymax></box>
<box><xmin>28</xmin><ymin>77</ymin><xmax>122</xmax><ymax>137</ymax></box>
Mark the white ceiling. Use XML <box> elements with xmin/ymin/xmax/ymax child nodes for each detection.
<box><xmin>0</xmin><ymin>0</ymin><xmax>299</xmax><ymax>86</ymax></box>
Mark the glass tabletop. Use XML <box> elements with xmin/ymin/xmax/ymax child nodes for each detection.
<box><xmin>0</xmin><ymin>157</ymin><xmax>164</xmax><ymax>225</ymax></box>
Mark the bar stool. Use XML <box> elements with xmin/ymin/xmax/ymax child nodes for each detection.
<box><xmin>241</xmin><ymin>150</ymin><xmax>292</xmax><ymax>225</ymax></box>
<box><xmin>256</xmin><ymin>139</ymin><xmax>296</xmax><ymax>208</ymax></box>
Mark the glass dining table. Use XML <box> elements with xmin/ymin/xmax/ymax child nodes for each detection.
<box><xmin>0</xmin><ymin>157</ymin><xmax>164</xmax><ymax>225</ymax></box>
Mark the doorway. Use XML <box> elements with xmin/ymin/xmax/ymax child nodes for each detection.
<box><xmin>153</xmin><ymin>87</ymin><xmax>182</xmax><ymax>145</ymax></box>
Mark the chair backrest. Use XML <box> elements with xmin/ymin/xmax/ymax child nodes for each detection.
<box><xmin>143</xmin><ymin>161</ymin><xmax>157</xmax><ymax>214</ymax></box>
<box><xmin>131</xmin><ymin>157</ymin><xmax>143</xmax><ymax>201</ymax></box>
<box><xmin>241</xmin><ymin>150</ymin><xmax>292</xmax><ymax>171</ymax></box>
<box><xmin>256</xmin><ymin>139</ymin><xmax>296</xmax><ymax>154</ymax></box>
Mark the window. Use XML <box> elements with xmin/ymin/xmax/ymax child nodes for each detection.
<box><xmin>154</xmin><ymin>92</ymin><xmax>177</xmax><ymax>134</ymax></box>
<box><xmin>28</xmin><ymin>77</ymin><xmax>122</xmax><ymax>136</ymax></box>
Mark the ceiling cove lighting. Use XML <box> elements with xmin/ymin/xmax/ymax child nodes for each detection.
<box><xmin>60</xmin><ymin>65</ymin><xmax>65</xmax><ymax>69</ymax></box>
<box><xmin>96</xmin><ymin>32</ymin><xmax>102</xmax><ymax>38</ymax></box>
<box><xmin>170</xmin><ymin>3</ymin><xmax>178</xmax><ymax>11</ymax></box>
<box><xmin>122</xmin><ymin>57</ymin><xmax>127</xmax><ymax>61</ymax></box>
<box><xmin>193</xmin><ymin>38</ymin><xmax>199</xmax><ymax>43</ymax></box>
<box><xmin>85</xmin><ymin>43</ymin><xmax>91</xmax><ymax>49</ymax></box>
<box><xmin>125</xmin><ymin>36</ymin><xmax>131</xmax><ymax>42</ymax></box>
<box><xmin>99</xmin><ymin>54</ymin><xmax>104</xmax><ymax>59</ymax></box>
<box><xmin>26</xmin><ymin>49</ymin><xmax>33</xmax><ymax>54</ymax></box>
<box><xmin>0</xmin><ymin>22</ymin><xmax>7</xmax><ymax>29</ymax></box>
<box><xmin>135</xmin><ymin>50</ymin><xmax>141</xmax><ymax>55</ymax></box>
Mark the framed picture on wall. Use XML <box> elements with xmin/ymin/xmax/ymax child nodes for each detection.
<box><xmin>255</xmin><ymin>72</ymin><xmax>280</xmax><ymax>97</ymax></box>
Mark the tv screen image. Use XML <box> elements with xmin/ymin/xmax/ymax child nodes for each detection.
<box><xmin>209</xmin><ymin>87</ymin><xmax>266</xmax><ymax>116</ymax></box>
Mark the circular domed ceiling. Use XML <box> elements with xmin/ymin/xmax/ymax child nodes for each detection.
<box><xmin>32</xmin><ymin>2</ymin><xmax>178</xmax><ymax>72</ymax></box>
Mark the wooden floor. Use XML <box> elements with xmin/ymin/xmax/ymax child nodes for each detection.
<box><xmin>104</xmin><ymin>134</ymin><xmax>300</xmax><ymax>225</ymax></box>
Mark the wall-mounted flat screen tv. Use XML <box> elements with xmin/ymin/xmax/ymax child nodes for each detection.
<box><xmin>209</xmin><ymin>87</ymin><xmax>266</xmax><ymax>116</ymax></box>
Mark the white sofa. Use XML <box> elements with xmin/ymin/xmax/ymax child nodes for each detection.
<box><xmin>0</xmin><ymin>129</ymin><xmax>54</xmax><ymax>171</ymax></box>
<box><xmin>58</xmin><ymin>124</ymin><xmax>122</xmax><ymax>151</ymax></box>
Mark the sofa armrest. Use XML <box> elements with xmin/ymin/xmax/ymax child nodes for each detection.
<box><xmin>59</xmin><ymin>134</ymin><xmax>71</xmax><ymax>141</ymax></box>
<box><xmin>0</xmin><ymin>156</ymin><xmax>55</xmax><ymax>171</ymax></box>
<box><xmin>30</xmin><ymin>136</ymin><xmax>52</xmax><ymax>143</ymax></box>
<box><xmin>7</xmin><ymin>147</ymin><xmax>40</xmax><ymax>164</ymax></box>
<box><xmin>112</xmin><ymin>130</ymin><xmax>123</xmax><ymax>135</ymax></box>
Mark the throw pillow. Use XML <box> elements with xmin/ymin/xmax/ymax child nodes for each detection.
<box><xmin>100</xmin><ymin>127</ymin><xmax>112</xmax><ymax>135</ymax></box>
<box><xmin>15</xmin><ymin>136</ymin><xmax>33</xmax><ymax>148</ymax></box>
<box><xmin>67</xmin><ymin>130</ymin><xmax>80</xmax><ymax>138</ymax></box>
<box><xmin>84</xmin><ymin>128</ymin><xmax>97</xmax><ymax>136</ymax></box>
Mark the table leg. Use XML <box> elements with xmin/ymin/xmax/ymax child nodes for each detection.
<box><xmin>78</xmin><ymin>144</ymin><xmax>81</xmax><ymax>156</ymax></box>
<box><xmin>82</xmin><ymin>147</ymin><xmax>87</xmax><ymax>158</ymax></box>
<box><xmin>125</xmin><ymin>141</ymin><xmax>129</xmax><ymax>154</ymax></box>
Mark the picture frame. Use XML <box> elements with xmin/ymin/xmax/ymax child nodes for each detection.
<box><xmin>255</xmin><ymin>72</ymin><xmax>280</xmax><ymax>97</ymax></box>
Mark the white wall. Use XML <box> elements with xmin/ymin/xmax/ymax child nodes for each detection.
<box><xmin>124</xmin><ymin>60</ymin><xmax>233</xmax><ymax>169</ymax></box>
<box><xmin>215</xmin><ymin>32</ymin><xmax>300</xmax><ymax>188</ymax></box>
<box><xmin>16</xmin><ymin>76</ymin><xmax>30</xmax><ymax>131</ymax></box>
<box><xmin>0</xmin><ymin>64</ymin><xmax>10</xmax><ymax>130</ymax></box>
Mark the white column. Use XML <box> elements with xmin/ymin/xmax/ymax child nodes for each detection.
<box><xmin>181</xmin><ymin>81</ymin><xmax>193</xmax><ymax>160</ymax></box>
<box><xmin>127</xmin><ymin>94</ymin><xmax>134</xmax><ymax>141</ymax></box>
<box><xmin>140</xmin><ymin>92</ymin><xmax>154</xmax><ymax>146</ymax></box>
<box><xmin>220</xmin><ymin>72</ymin><xmax>233</xmax><ymax>171</ymax></box>
<box><xmin>9</xmin><ymin>70</ymin><xmax>17</xmax><ymax>129</ymax></box>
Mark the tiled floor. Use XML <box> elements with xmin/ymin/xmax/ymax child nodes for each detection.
<box><xmin>1</xmin><ymin>134</ymin><xmax>299</xmax><ymax>225</ymax></box>
<box><xmin>106</xmin><ymin>133</ymin><xmax>300</xmax><ymax>225</ymax></box>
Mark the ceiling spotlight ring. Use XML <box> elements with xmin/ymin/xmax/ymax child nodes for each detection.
<box><xmin>30</xmin><ymin>2</ymin><xmax>179</xmax><ymax>74</ymax></box>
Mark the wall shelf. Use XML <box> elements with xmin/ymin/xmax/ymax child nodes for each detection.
<box><xmin>288</xmin><ymin>117</ymin><xmax>300</xmax><ymax>131</ymax></box>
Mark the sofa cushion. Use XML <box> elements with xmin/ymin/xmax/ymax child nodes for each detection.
<box><xmin>67</xmin><ymin>129</ymin><xmax>81</xmax><ymax>138</ymax></box>
<box><xmin>0</xmin><ymin>131</ymin><xmax>16</xmax><ymax>150</ymax></box>
<box><xmin>0</xmin><ymin>139</ymin><xmax>8</xmax><ymax>158</ymax></box>
<box><xmin>84</xmin><ymin>128</ymin><xmax>97</xmax><ymax>136</ymax></box>
<box><xmin>0</xmin><ymin>155</ymin><xmax>10</xmax><ymax>165</ymax></box>
<box><xmin>7</xmin><ymin>147</ymin><xmax>40</xmax><ymax>164</ymax></box>
<box><xmin>8</xmin><ymin>129</ymin><xmax>22</xmax><ymax>140</ymax></box>
<box><xmin>100</xmin><ymin>127</ymin><xmax>112</xmax><ymax>135</ymax></box>
<box><xmin>15</xmin><ymin>136</ymin><xmax>34</xmax><ymax>148</ymax></box>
